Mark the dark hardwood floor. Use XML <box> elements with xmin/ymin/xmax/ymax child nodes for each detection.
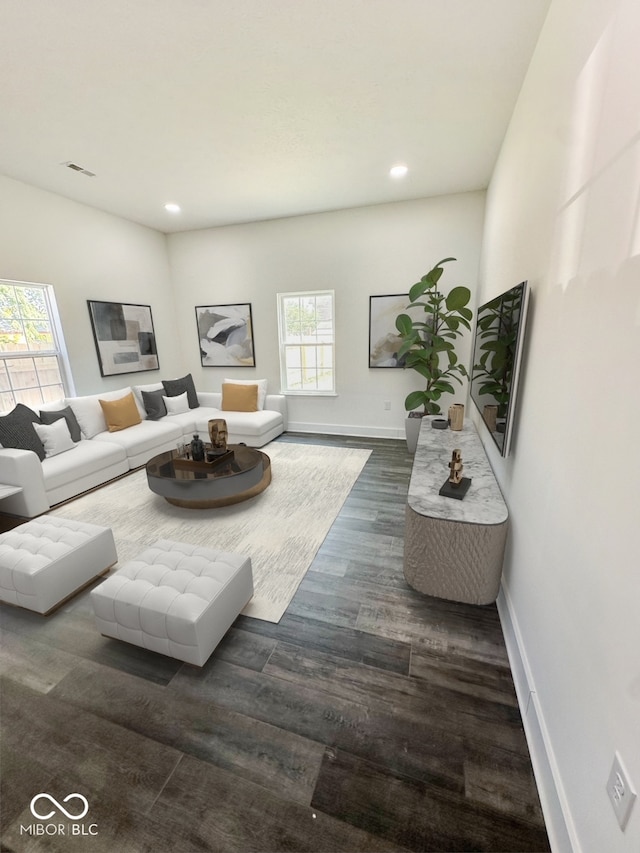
<box><xmin>0</xmin><ymin>433</ymin><xmax>550</xmax><ymax>852</ymax></box>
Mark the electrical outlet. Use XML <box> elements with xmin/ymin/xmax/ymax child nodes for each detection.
<box><xmin>607</xmin><ymin>752</ymin><xmax>637</xmax><ymax>830</ymax></box>
<box><xmin>383</xmin><ymin>400</ymin><xmax>391</xmax><ymax>411</ymax></box>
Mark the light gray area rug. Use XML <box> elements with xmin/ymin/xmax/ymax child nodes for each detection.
<box><xmin>49</xmin><ymin>442</ymin><xmax>371</xmax><ymax>623</ymax></box>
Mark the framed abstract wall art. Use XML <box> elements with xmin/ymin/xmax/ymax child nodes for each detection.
<box><xmin>87</xmin><ymin>300</ymin><xmax>159</xmax><ymax>377</ymax></box>
<box><xmin>368</xmin><ymin>294</ymin><xmax>409</xmax><ymax>368</ymax></box>
<box><xmin>195</xmin><ymin>303</ymin><xmax>256</xmax><ymax>367</ymax></box>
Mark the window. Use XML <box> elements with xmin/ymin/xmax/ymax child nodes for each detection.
<box><xmin>0</xmin><ymin>280</ymin><xmax>73</xmax><ymax>413</ymax></box>
<box><xmin>277</xmin><ymin>290</ymin><xmax>335</xmax><ymax>394</ymax></box>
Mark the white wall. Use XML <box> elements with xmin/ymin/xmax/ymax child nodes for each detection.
<box><xmin>478</xmin><ymin>1</ymin><xmax>640</xmax><ymax>851</ymax></box>
<box><xmin>167</xmin><ymin>193</ymin><xmax>485</xmax><ymax>437</ymax></box>
<box><xmin>0</xmin><ymin>175</ymin><xmax>181</xmax><ymax>395</ymax></box>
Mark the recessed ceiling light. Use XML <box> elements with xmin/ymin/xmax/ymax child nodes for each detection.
<box><xmin>164</xmin><ymin>203</ymin><xmax>181</xmax><ymax>213</ymax></box>
<box><xmin>389</xmin><ymin>164</ymin><xmax>408</xmax><ymax>179</ymax></box>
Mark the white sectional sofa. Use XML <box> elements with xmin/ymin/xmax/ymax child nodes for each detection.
<box><xmin>0</xmin><ymin>377</ymin><xmax>287</xmax><ymax>519</ymax></box>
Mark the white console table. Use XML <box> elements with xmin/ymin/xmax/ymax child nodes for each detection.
<box><xmin>404</xmin><ymin>417</ymin><xmax>508</xmax><ymax>605</ymax></box>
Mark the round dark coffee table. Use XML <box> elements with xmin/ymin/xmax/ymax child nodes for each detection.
<box><xmin>146</xmin><ymin>445</ymin><xmax>271</xmax><ymax>508</ymax></box>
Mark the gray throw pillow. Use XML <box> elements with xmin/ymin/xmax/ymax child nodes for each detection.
<box><xmin>39</xmin><ymin>406</ymin><xmax>82</xmax><ymax>442</ymax></box>
<box><xmin>0</xmin><ymin>403</ymin><xmax>46</xmax><ymax>460</ymax></box>
<box><xmin>162</xmin><ymin>373</ymin><xmax>199</xmax><ymax>409</ymax></box>
<box><xmin>141</xmin><ymin>389</ymin><xmax>167</xmax><ymax>420</ymax></box>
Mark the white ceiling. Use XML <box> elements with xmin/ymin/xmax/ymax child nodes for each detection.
<box><xmin>0</xmin><ymin>0</ymin><xmax>550</xmax><ymax>234</ymax></box>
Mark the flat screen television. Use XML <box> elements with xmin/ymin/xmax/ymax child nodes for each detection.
<box><xmin>470</xmin><ymin>280</ymin><xmax>530</xmax><ymax>456</ymax></box>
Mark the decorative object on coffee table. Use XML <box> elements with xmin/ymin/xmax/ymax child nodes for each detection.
<box><xmin>439</xmin><ymin>448</ymin><xmax>471</xmax><ymax>499</ymax></box>
<box><xmin>190</xmin><ymin>433</ymin><xmax>205</xmax><ymax>461</ymax></box>
<box><xmin>208</xmin><ymin>418</ymin><xmax>228</xmax><ymax>453</ymax></box>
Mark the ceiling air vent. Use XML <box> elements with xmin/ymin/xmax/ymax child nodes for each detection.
<box><xmin>61</xmin><ymin>161</ymin><xmax>96</xmax><ymax>177</ymax></box>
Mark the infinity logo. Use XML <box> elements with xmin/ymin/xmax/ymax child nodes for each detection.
<box><xmin>30</xmin><ymin>793</ymin><xmax>89</xmax><ymax>821</ymax></box>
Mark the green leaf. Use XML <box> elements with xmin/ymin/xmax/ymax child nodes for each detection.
<box><xmin>396</xmin><ymin>340</ymin><xmax>414</xmax><ymax>360</ymax></box>
<box><xmin>426</xmin><ymin>266</ymin><xmax>444</xmax><ymax>286</ymax></box>
<box><xmin>409</xmin><ymin>280</ymin><xmax>429</xmax><ymax>302</ymax></box>
<box><xmin>445</xmin><ymin>286</ymin><xmax>471</xmax><ymax>311</ymax></box>
<box><xmin>432</xmin><ymin>381</ymin><xmax>455</xmax><ymax>395</ymax></box>
<box><xmin>395</xmin><ymin>313</ymin><xmax>413</xmax><ymax>336</ymax></box>
<box><xmin>405</xmin><ymin>390</ymin><xmax>427</xmax><ymax>411</ymax></box>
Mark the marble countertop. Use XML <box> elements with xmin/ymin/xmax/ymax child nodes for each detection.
<box><xmin>407</xmin><ymin>417</ymin><xmax>508</xmax><ymax>525</ymax></box>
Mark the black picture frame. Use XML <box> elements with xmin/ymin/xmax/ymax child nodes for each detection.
<box><xmin>87</xmin><ymin>300</ymin><xmax>159</xmax><ymax>377</ymax></box>
<box><xmin>368</xmin><ymin>294</ymin><xmax>409</xmax><ymax>368</ymax></box>
<box><xmin>195</xmin><ymin>303</ymin><xmax>256</xmax><ymax>367</ymax></box>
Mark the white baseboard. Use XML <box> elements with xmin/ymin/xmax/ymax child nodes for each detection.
<box><xmin>497</xmin><ymin>584</ymin><xmax>580</xmax><ymax>853</ymax></box>
<box><xmin>286</xmin><ymin>421</ymin><xmax>406</xmax><ymax>440</ymax></box>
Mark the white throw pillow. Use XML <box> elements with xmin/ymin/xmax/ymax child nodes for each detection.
<box><xmin>163</xmin><ymin>391</ymin><xmax>190</xmax><ymax>415</ymax></box>
<box><xmin>223</xmin><ymin>378</ymin><xmax>267</xmax><ymax>410</ymax></box>
<box><xmin>33</xmin><ymin>419</ymin><xmax>75</xmax><ymax>458</ymax></box>
<box><xmin>66</xmin><ymin>388</ymin><xmax>133</xmax><ymax>438</ymax></box>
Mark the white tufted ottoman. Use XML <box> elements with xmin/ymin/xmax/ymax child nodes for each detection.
<box><xmin>90</xmin><ymin>539</ymin><xmax>253</xmax><ymax>666</ymax></box>
<box><xmin>0</xmin><ymin>516</ymin><xmax>117</xmax><ymax>615</ymax></box>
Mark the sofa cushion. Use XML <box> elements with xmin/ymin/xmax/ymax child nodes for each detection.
<box><xmin>93</xmin><ymin>418</ymin><xmax>182</xmax><ymax>460</ymax></box>
<box><xmin>67</xmin><ymin>388</ymin><xmax>134</xmax><ymax>439</ymax></box>
<box><xmin>223</xmin><ymin>378</ymin><xmax>267</xmax><ymax>410</ymax></box>
<box><xmin>41</xmin><ymin>438</ymin><xmax>127</xmax><ymax>492</ymax></box>
<box><xmin>163</xmin><ymin>391</ymin><xmax>190</xmax><ymax>415</ymax></box>
<box><xmin>221</xmin><ymin>383</ymin><xmax>258</xmax><ymax>412</ymax></box>
<box><xmin>141</xmin><ymin>389</ymin><xmax>167</xmax><ymax>420</ymax></box>
<box><xmin>99</xmin><ymin>392</ymin><xmax>142</xmax><ymax>432</ymax></box>
<box><xmin>39</xmin><ymin>406</ymin><xmax>82</xmax><ymax>442</ymax></box>
<box><xmin>0</xmin><ymin>404</ymin><xmax>45</xmax><ymax>461</ymax></box>
<box><xmin>162</xmin><ymin>374</ymin><xmax>199</xmax><ymax>409</ymax></box>
<box><xmin>34</xmin><ymin>419</ymin><xmax>76</xmax><ymax>458</ymax></box>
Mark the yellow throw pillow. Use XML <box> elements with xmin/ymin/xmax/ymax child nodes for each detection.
<box><xmin>221</xmin><ymin>383</ymin><xmax>259</xmax><ymax>412</ymax></box>
<box><xmin>99</xmin><ymin>392</ymin><xmax>142</xmax><ymax>432</ymax></box>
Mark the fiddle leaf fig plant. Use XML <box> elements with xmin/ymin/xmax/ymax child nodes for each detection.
<box><xmin>395</xmin><ymin>257</ymin><xmax>472</xmax><ymax>415</ymax></box>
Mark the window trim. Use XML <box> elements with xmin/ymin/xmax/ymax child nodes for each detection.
<box><xmin>277</xmin><ymin>289</ymin><xmax>336</xmax><ymax>396</ymax></box>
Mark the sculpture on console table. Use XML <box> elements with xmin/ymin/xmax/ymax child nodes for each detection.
<box><xmin>439</xmin><ymin>448</ymin><xmax>471</xmax><ymax>499</ymax></box>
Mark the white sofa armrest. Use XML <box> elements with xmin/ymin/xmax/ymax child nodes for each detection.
<box><xmin>264</xmin><ymin>394</ymin><xmax>288</xmax><ymax>430</ymax></box>
<box><xmin>0</xmin><ymin>448</ymin><xmax>50</xmax><ymax>517</ymax></box>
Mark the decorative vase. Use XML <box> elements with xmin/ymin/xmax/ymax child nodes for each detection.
<box><xmin>448</xmin><ymin>403</ymin><xmax>464</xmax><ymax>431</ymax></box>
<box><xmin>190</xmin><ymin>433</ymin><xmax>205</xmax><ymax>462</ymax></box>
<box><xmin>208</xmin><ymin>418</ymin><xmax>228</xmax><ymax>451</ymax></box>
